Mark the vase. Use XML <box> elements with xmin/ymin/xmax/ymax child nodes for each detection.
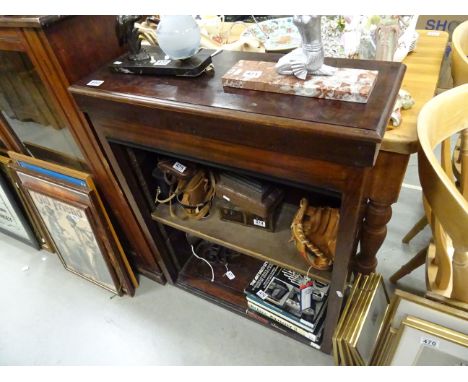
<box><xmin>156</xmin><ymin>15</ymin><xmax>201</xmax><ymax>60</ymax></box>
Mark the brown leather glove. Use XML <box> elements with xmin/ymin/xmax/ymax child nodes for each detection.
<box><xmin>290</xmin><ymin>198</ymin><xmax>340</xmax><ymax>270</ymax></box>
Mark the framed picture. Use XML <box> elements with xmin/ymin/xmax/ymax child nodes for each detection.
<box><xmin>348</xmin><ymin>273</ymin><xmax>389</xmax><ymax>365</ymax></box>
<box><xmin>388</xmin><ymin>316</ymin><xmax>468</xmax><ymax>366</ymax></box>
<box><xmin>1</xmin><ymin>154</ymin><xmax>54</xmax><ymax>251</ymax></box>
<box><xmin>8</xmin><ymin>152</ymin><xmax>138</xmax><ymax>296</ymax></box>
<box><xmin>0</xmin><ymin>164</ymin><xmax>39</xmax><ymax>248</ymax></box>
<box><xmin>373</xmin><ymin>289</ymin><xmax>468</xmax><ymax>365</ymax></box>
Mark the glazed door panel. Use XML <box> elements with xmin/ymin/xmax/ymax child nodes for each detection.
<box><xmin>0</xmin><ymin>49</ymin><xmax>85</xmax><ymax>169</ymax></box>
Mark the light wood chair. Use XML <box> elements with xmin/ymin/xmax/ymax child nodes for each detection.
<box><xmin>452</xmin><ymin>20</ymin><xmax>468</xmax><ymax>87</ymax></box>
<box><xmin>401</xmin><ymin>21</ymin><xmax>468</xmax><ymax>245</ymax></box>
<box><xmin>390</xmin><ymin>84</ymin><xmax>468</xmax><ymax>303</ymax></box>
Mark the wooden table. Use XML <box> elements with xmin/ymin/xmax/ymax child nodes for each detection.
<box><xmin>354</xmin><ymin>30</ymin><xmax>449</xmax><ymax>274</ymax></box>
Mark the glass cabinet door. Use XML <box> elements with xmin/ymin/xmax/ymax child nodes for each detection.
<box><xmin>0</xmin><ymin>50</ymin><xmax>85</xmax><ymax>169</ymax></box>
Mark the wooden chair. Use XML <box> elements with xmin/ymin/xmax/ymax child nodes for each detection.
<box><xmin>452</xmin><ymin>20</ymin><xmax>468</xmax><ymax>87</ymax></box>
<box><xmin>390</xmin><ymin>84</ymin><xmax>468</xmax><ymax>303</ymax></box>
<box><xmin>401</xmin><ymin>21</ymin><xmax>468</xmax><ymax>245</ymax></box>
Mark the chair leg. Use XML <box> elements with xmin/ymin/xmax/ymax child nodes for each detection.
<box><xmin>389</xmin><ymin>246</ymin><xmax>429</xmax><ymax>284</ymax></box>
<box><xmin>402</xmin><ymin>215</ymin><xmax>428</xmax><ymax>243</ymax></box>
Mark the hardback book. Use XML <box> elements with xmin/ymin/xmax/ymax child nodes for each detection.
<box><xmin>247</xmin><ymin>299</ymin><xmax>326</xmax><ymax>342</ymax></box>
<box><xmin>244</xmin><ymin>262</ymin><xmax>330</xmax><ymax>330</ymax></box>
<box><xmin>246</xmin><ymin>308</ymin><xmax>322</xmax><ymax>349</ymax></box>
<box><xmin>246</xmin><ymin>292</ymin><xmax>327</xmax><ymax>333</ymax></box>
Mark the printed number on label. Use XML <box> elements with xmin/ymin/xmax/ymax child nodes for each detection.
<box><xmin>427</xmin><ymin>31</ymin><xmax>441</xmax><ymax>36</ymax></box>
<box><xmin>225</xmin><ymin>271</ymin><xmax>236</xmax><ymax>280</ymax></box>
<box><xmin>87</xmin><ymin>80</ymin><xmax>104</xmax><ymax>87</ymax></box>
<box><xmin>172</xmin><ymin>162</ymin><xmax>187</xmax><ymax>173</ymax></box>
<box><xmin>253</xmin><ymin>218</ymin><xmax>266</xmax><ymax>227</ymax></box>
<box><xmin>257</xmin><ymin>290</ymin><xmax>268</xmax><ymax>300</ymax></box>
<box><xmin>243</xmin><ymin>70</ymin><xmax>262</xmax><ymax>79</ymax></box>
<box><xmin>421</xmin><ymin>337</ymin><xmax>439</xmax><ymax>348</ymax></box>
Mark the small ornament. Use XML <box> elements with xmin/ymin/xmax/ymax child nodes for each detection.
<box><xmin>275</xmin><ymin>15</ymin><xmax>336</xmax><ymax>80</ymax></box>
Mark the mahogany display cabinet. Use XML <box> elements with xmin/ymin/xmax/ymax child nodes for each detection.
<box><xmin>70</xmin><ymin>50</ymin><xmax>404</xmax><ymax>353</ymax></box>
<box><xmin>0</xmin><ymin>16</ymin><xmax>165</xmax><ymax>286</ymax></box>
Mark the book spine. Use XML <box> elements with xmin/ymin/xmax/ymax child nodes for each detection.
<box><xmin>246</xmin><ymin>309</ymin><xmax>321</xmax><ymax>350</ymax></box>
<box><xmin>246</xmin><ymin>293</ymin><xmax>317</xmax><ymax>331</ymax></box>
<box><xmin>247</xmin><ymin>300</ymin><xmax>320</xmax><ymax>342</ymax></box>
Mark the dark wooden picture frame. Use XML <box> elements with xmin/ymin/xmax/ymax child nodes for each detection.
<box><xmin>0</xmin><ymin>156</ymin><xmax>39</xmax><ymax>248</ymax></box>
<box><xmin>8</xmin><ymin>152</ymin><xmax>138</xmax><ymax>296</ymax></box>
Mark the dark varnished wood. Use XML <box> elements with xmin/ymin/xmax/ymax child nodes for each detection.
<box><xmin>0</xmin><ymin>16</ymin><xmax>165</xmax><ymax>283</ymax></box>
<box><xmin>354</xmin><ymin>151</ymin><xmax>411</xmax><ymax>274</ymax></box>
<box><xmin>45</xmin><ymin>16</ymin><xmax>126</xmax><ymax>85</ymax></box>
<box><xmin>70</xmin><ymin>50</ymin><xmax>404</xmax><ymax>354</ymax></box>
<box><xmin>0</xmin><ymin>28</ymin><xmax>25</xmax><ymax>51</ymax></box>
<box><xmin>0</xmin><ymin>16</ymin><xmax>68</xmax><ymax>29</ymax></box>
<box><xmin>72</xmin><ymin>52</ymin><xmax>405</xmax><ymax>168</ymax></box>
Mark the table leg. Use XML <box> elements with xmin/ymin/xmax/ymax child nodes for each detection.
<box><xmin>353</xmin><ymin>150</ymin><xmax>410</xmax><ymax>274</ymax></box>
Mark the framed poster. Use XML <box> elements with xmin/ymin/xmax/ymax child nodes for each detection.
<box><xmin>0</xmin><ymin>170</ymin><xmax>39</xmax><ymax>248</ymax></box>
<box><xmin>9</xmin><ymin>152</ymin><xmax>138</xmax><ymax>296</ymax></box>
<box><xmin>1</xmin><ymin>154</ymin><xmax>54</xmax><ymax>251</ymax></box>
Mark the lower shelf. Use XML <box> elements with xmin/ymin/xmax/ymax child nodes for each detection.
<box><xmin>176</xmin><ymin>253</ymin><xmax>322</xmax><ymax>350</ymax></box>
<box><xmin>152</xmin><ymin>199</ymin><xmax>331</xmax><ymax>283</ymax></box>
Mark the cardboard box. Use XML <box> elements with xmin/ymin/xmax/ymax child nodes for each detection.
<box><xmin>416</xmin><ymin>15</ymin><xmax>467</xmax><ymax>40</ymax></box>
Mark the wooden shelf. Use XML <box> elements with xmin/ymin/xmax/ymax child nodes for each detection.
<box><xmin>151</xmin><ymin>199</ymin><xmax>332</xmax><ymax>284</ymax></box>
<box><xmin>176</xmin><ymin>254</ymin><xmax>320</xmax><ymax>349</ymax></box>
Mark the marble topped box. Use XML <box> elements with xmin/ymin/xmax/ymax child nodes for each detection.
<box><xmin>222</xmin><ymin>60</ymin><xmax>378</xmax><ymax>103</ymax></box>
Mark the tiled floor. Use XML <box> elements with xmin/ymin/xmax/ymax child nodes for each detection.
<box><xmin>0</xmin><ymin>153</ymin><xmax>431</xmax><ymax>365</ymax></box>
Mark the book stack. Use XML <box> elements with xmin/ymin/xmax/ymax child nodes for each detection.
<box><xmin>244</xmin><ymin>261</ymin><xmax>329</xmax><ymax>349</ymax></box>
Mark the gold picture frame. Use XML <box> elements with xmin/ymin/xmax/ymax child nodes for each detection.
<box><xmin>372</xmin><ymin>289</ymin><xmax>468</xmax><ymax>365</ymax></box>
<box><xmin>387</xmin><ymin>316</ymin><xmax>468</xmax><ymax>366</ymax></box>
<box><xmin>333</xmin><ymin>273</ymin><xmax>390</xmax><ymax>366</ymax></box>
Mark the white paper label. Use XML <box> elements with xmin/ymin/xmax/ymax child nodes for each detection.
<box><xmin>243</xmin><ymin>70</ymin><xmax>262</xmax><ymax>79</ymax></box>
<box><xmin>253</xmin><ymin>218</ymin><xmax>266</xmax><ymax>227</ymax></box>
<box><xmin>222</xmin><ymin>195</ymin><xmax>231</xmax><ymax>202</ymax></box>
<box><xmin>225</xmin><ymin>271</ymin><xmax>235</xmax><ymax>280</ymax></box>
<box><xmin>154</xmin><ymin>59</ymin><xmax>171</xmax><ymax>66</ymax></box>
<box><xmin>87</xmin><ymin>80</ymin><xmax>104</xmax><ymax>87</ymax></box>
<box><xmin>427</xmin><ymin>31</ymin><xmax>441</xmax><ymax>36</ymax></box>
<box><xmin>113</xmin><ymin>61</ymin><xmax>122</xmax><ymax>65</ymax></box>
<box><xmin>300</xmin><ymin>286</ymin><xmax>313</xmax><ymax>311</ymax></box>
<box><xmin>421</xmin><ymin>337</ymin><xmax>439</xmax><ymax>348</ymax></box>
<box><xmin>172</xmin><ymin>162</ymin><xmax>186</xmax><ymax>173</ymax></box>
<box><xmin>256</xmin><ymin>290</ymin><xmax>268</xmax><ymax>300</ymax></box>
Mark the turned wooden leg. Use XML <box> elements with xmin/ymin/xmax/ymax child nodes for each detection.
<box><xmin>389</xmin><ymin>245</ymin><xmax>428</xmax><ymax>284</ymax></box>
<box><xmin>402</xmin><ymin>215</ymin><xmax>428</xmax><ymax>243</ymax></box>
<box><xmin>355</xmin><ymin>200</ymin><xmax>392</xmax><ymax>274</ymax></box>
<box><xmin>353</xmin><ymin>150</ymin><xmax>411</xmax><ymax>275</ymax></box>
<box><xmin>451</xmin><ymin>250</ymin><xmax>468</xmax><ymax>303</ymax></box>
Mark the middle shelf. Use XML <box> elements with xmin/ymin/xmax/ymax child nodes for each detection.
<box><xmin>151</xmin><ymin>198</ymin><xmax>332</xmax><ymax>283</ymax></box>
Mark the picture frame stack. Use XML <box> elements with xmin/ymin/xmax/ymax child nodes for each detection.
<box><xmin>333</xmin><ymin>277</ymin><xmax>468</xmax><ymax>366</ymax></box>
<box><xmin>371</xmin><ymin>289</ymin><xmax>468</xmax><ymax>365</ymax></box>
<box><xmin>7</xmin><ymin>152</ymin><xmax>138</xmax><ymax>296</ymax></box>
<box><xmin>332</xmin><ymin>273</ymin><xmax>389</xmax><ymax>365</ymax></box>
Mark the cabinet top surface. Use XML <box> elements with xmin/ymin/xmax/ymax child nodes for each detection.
<box><xmin>0</xmin><ymin>15</ymin><xmax>69</xmax><ymax>28</ymax></box>
<box><xmin>71</xmin><ymin>51</ymin><xmax>405</xmax><ymax>144</ymax></box>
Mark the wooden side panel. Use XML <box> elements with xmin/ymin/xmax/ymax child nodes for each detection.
<box><xmin>44</xmin><ymin>16</ymin><xmax>125</xmax><ymax>85</ymax></box>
